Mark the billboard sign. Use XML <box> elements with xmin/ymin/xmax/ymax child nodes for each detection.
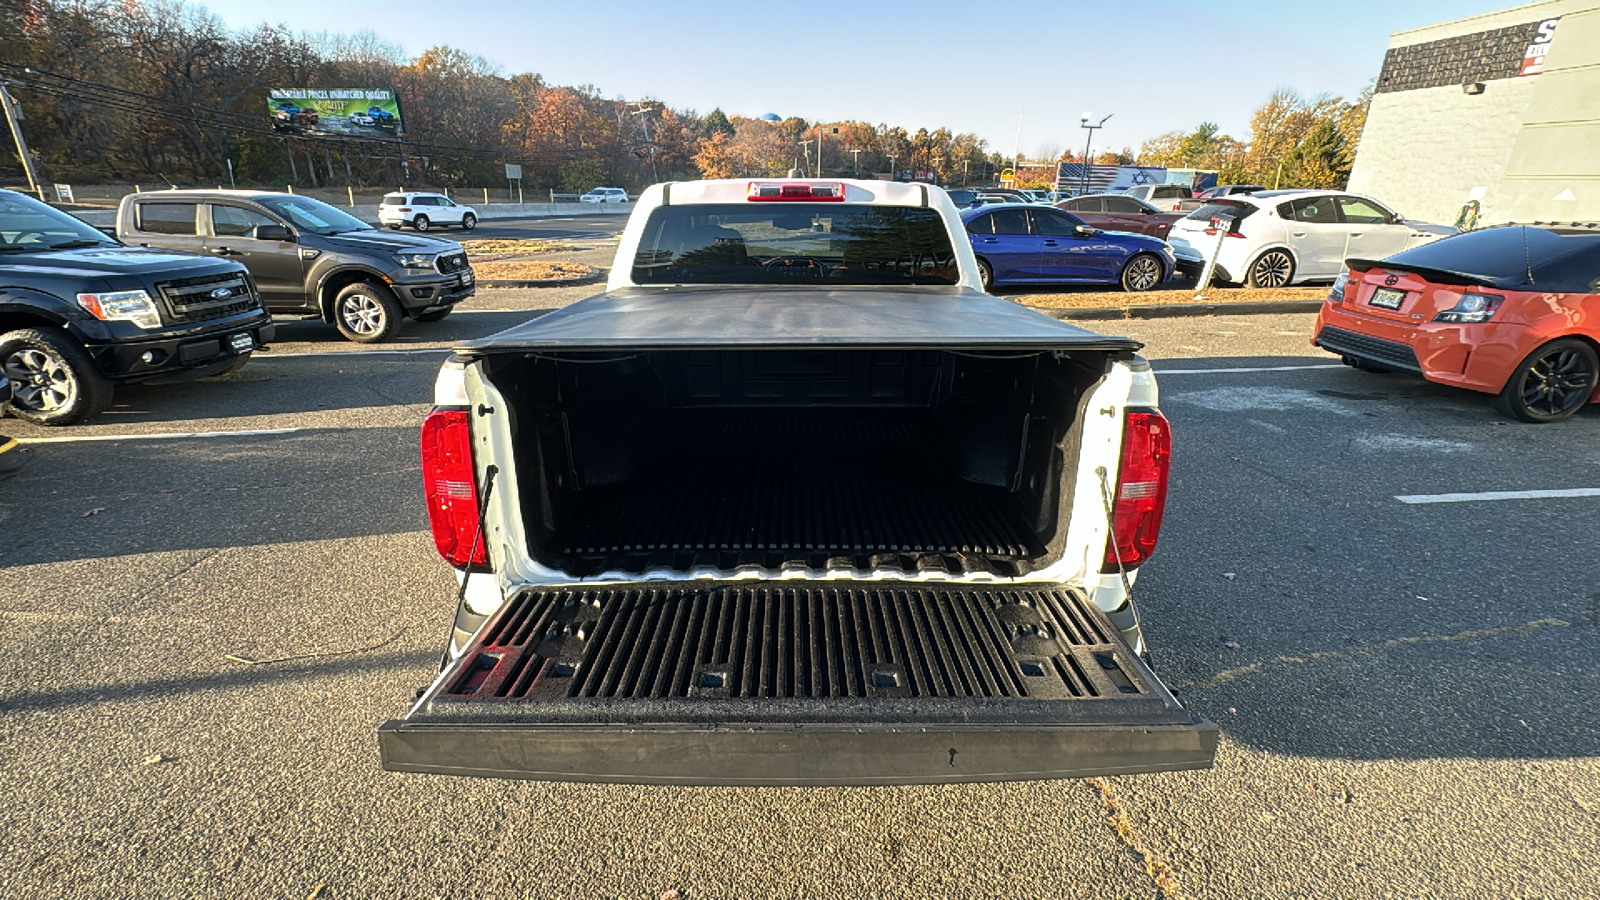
<box><xmin>1519</xmin><ymin>18</ymin><xmax>1559</xmax><ymax>76</ymax></box>
<box><xmin>268</xmin><ymin>88</ymin><xmax>402</xmax><ymax>138</ymax></box>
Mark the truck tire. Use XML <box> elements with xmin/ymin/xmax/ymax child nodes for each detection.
<box><xmin>333</xmin><ymin>282</ymin><xmax>403</xmax><ymax>343</ymax></box>
<box><xmin>413</xmin><ymin>214</ymin><xmax>431</xmax><ymax>232</ymax></box>
<box><xmin>0</xmin><ymin>327</ymin><xmax>113</xmax><ymax>426</ymax></box>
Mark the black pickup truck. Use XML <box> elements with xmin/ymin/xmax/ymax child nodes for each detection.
<box><xmin>118</xmin><ymin>190</ymin><xmax>475</xmax><ymax>343</ymax></box>
<box><xmin>0</xmin><ymin>189</ymin><xmax>272</xmax><ymax>425</ymax></box>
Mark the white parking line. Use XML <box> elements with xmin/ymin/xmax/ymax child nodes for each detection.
<box><xmin>254</xmin><ymin>348</ymin><xmax>451</xmax><ymax>359</ymax></box>
<box><xmin>1155</xmin><ymin>364</ymin><xmax>1344</xmax><ymax>375</ymax></box>
<box><xmin>1395</xmin><ymin>488</ymin><xmax>1600</xmax><ymax>505</ymax></box>
<box><xmin>19</xmin><ymin>427</ymin><xmax>303</xmax><ymax>445</ymax></box>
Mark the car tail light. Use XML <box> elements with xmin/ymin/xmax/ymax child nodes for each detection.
<box><xmin>1101</xmin><ymin>409</ymin><xmax>1172</xmax><ymax>572</ymax></box>
<box><xmin>399</xmin><ymin>207</ymin><xmax>412</xmax><ymax>212</ymax></box>
<box><xmin>1434</xmin><ymin>292</ymin><xmax>1504</xmax><ymax>323</ymax></box>
<box><xmin>421</xmin><ymin>407</ymin><xmax>487</xmax><ymax>569</ymax></box>
<box><xmin>1201</xmin><ymin>227</ymin><xmax>1247</xmax><ymax>238</ymax></box>
<box><xmin>1328</xmin><ymin>271</ymin><xmax>1350</xmax><ymax>303</ymax></box>
<box><xmin>747</xmin><ymin>181</ymin><xmax>846</xmax><ymax>202</ymax></box>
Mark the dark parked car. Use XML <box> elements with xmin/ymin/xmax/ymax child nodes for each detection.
<box><xmin>1196</xmin><ymin>184</ymin><xmax>1265</xmax><ymax>200</ymax></box>
<box><xmin>117</xmin><ymin>190</ymin><xmax>475</xmax><ymax>343</ymax></box>
<box><xmin>1056</xmin><ymin>193</ymin><xmax>1184</xmax><ymax>240</ymax></box>
<box><xmin>961</xmin><ymin>203</ymin><xmax>1175</xmax><ymax>291</ymax></box>
<box><xmin>944</xmin><ymin>188</ymin><xmax>981</xmax><ymax>207</ymax></box>
<box><xmin>0</xmin><ymin>188</ymin><xmax>273</xmax><ymax>425</ymax></box>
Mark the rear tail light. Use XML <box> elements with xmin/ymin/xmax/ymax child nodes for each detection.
<box><xmin>399</xmin><ymin>207</ymin><xmax>412</xmax><ymax>212</ymax></box>
<box><xmin>1101</xmin><ymin>409</ymin><xmax>1172</xmax><ymax>572</ymax></box>
<box><xmin>1434</xmin><ymin>292</ymin><xmax>1504</xmax><ymax>323</ymax></box>
<box><xmin>1328</xmin><ymin>271</ymin><xmax>1350</xmax><ymax>303</ymax></box>
<box><xmin>747</xmin><ymin>181</ymin><xmax>846</xmax><ymax>202</ymax></box>
<box><xmin>421</xmin><ymin>407</ymin><xmax>487</xmax><ymax>569</ymax></box>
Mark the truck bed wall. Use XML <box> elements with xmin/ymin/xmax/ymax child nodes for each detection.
<box><xmin>488</xmin><ymin>348</ymin><xmax>1107</xmax><ymax>577</ymax></box>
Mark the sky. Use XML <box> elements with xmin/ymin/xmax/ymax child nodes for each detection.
<box><xmin>201</xmin><ymin>0</ymin><xmax>1517</xmax><ymax>158</ymax></box>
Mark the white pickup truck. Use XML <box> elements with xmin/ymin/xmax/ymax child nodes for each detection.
<box><xmin>379</xmin><ymin>179</ymin><xmax>1215</xmax><ymax>785</ymax></box>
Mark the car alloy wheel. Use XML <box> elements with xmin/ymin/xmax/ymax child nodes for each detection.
<box><xmin>0</xmin><ymin>327</ymin><xmax>113</xmax><ymax>425</ymax></box>
<box><xmin>7</xmin><ymin>347</ymin><xmax>74</xmax><ymax>414</ymax></box>
<box><xmin>1496</xmin><ymin>338</ymin><xmax>1599</xmax><ymax>422</ymax></box>
<box><xmin>1247</xmin><ymin>250</ymin><xmax>1294</xmax><ymax>288</ymax></box>
<box><xmin>333</xmin><ymin>282</ymin><xmax>402</xmax><ymax>343</ymax></box>
<box><xmin>1121</xmin><ymin>254</ymin><xmax>1163</xmax><ymax>292</ymax></box>
<box><xmin>413</xmin><ymin>215</ymin><xmax>430</xmax><ymax>231</ymax></box>
<box><xmin>977</xmin><ymin>259</ymin><xmax>993</xmax><ymax>291</ymax></box>
<box><xmin>461</xmin><ymin>213</ymin><xmax>476</xmax><ymax>230</ymax></box>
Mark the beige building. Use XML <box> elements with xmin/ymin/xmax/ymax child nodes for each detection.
<box><xmin>1348</xmin><ymin>0</ymin><xmax>1600</xmax><ymax>228</ymax></box>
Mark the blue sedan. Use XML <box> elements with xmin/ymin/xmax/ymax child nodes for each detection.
<box><xmin>960</xmin><ymin>203</ymin><xmax>1175</xmax><ymax>291</ymax></box>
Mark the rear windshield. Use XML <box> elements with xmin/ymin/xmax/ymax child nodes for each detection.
<box><xmin>631</xmin><ymin>203</ymin><xmax>959</xmax><ymax>285</ymax></box>
<box><xmin>380</xmin><ymin>196</ymin><xmax>404</xmax><ymax>205</ymax></box>
<box><xmin>1373</xmin><ymin>226</ymin><xmax>1600</xmax><ymax>290</ymax></box>
<box><xmin>1184</xmin><ymin>200</ymin><xmax>1256</xmax><ymax>225</ymax></box>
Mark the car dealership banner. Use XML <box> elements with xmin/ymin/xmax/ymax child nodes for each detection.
<box><xmin>267</xmin><ymin>88</ymin><xmax>403</xmax><ymax>138</ymax></box>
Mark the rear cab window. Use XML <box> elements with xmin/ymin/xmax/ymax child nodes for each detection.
<box><xmin>137</xmin><ymin>202</ymin><xmax>200</xmax><ymax>235</ymax></box>
<box><xmin>631</xmin><ymin>203</ymin><xmax>959</xmax><ymax>285</ymax></box>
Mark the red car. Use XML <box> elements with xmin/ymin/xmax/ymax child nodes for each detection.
<box><xmin>1055</xmin><ymin>193</ymin><xmax>1184</xmax><ymax>239</ymax></box>
<box><xmin>1314</xmin><ymin>224</ymin><xmax>1600</xmax><ymax>422</ymax></box>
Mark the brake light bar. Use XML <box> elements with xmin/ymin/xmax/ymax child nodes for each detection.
<box><xmin>1101</xmin><ymin>409</ymin><xmax>1172</xmax><ymax>572</ymax></box>
<box><xmin>421</xmin><ymin>407</ymin><xmax>488</xmax><ymax>569</ymax></box>
<box><xmin>747</xmin><ymin>181</ymin><xmax>846</xmax><ymax>202</ymax></box>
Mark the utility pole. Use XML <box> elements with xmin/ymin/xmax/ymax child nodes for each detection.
<box><xmin>0</xmin><ymin>82</ymin><xmax>43</xmax><ymax>198</ymax></box>
<box><xmin>850</xmin><ymin>148</ymin><xmax>861</xmax><ymax>177</ymax></box>
<box><xmin>631</xmin><ymin>102</ymin><xmax>660</xmax><ymax>183</ymax></box>
<box><xmin>888</xmin><ymin>155</ymin><xmax>896</xmax><ymax>181</ymax></box>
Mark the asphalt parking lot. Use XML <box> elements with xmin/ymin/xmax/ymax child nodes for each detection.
<box><xmin>2</xmin><ymin>293</ymin><xmax>1598</xmax><ymax>896</ymax></box>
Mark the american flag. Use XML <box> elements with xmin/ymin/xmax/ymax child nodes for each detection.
<box><xmin>1055</xmin><ymin>163</ymin><xmax>1123</xmax><ymax>195</ymax></box>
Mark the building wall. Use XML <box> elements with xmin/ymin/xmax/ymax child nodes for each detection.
<box><xmin>1347</xmin><ymin>0</ymin><xmax>1600</xmax><ymax>227</ymax></box>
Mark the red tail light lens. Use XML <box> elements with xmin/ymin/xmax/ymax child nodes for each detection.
<box><xmin>746</xmin><ymin>181</ymin><xmax>846</xmax><ymax>201</ymax></box>
<box><xmin>421</xmin><ymin>407</ymin><xmax>487</xmax><ymax>569</ymax></box>
<box><xmin>1101</xmin><ymin>410</ymin><xmax>1172</xmax><ymax>572</ymax></box>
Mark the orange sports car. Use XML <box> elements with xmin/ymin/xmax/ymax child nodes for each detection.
<box><xmin>1313</xmin><ymin>224</ymin><xmax>1600</xmax><ymax>422</ymax></box>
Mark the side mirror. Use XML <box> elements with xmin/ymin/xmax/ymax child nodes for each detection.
<box><xmin>1074</xmin><ymin>224</ymin><xmax>1096</xmax><ymax>237</ymax></box>
<box><xmin>253</xmin><ymin>224</ymin><xmax>295</xmax><ymax>242</ymax></box>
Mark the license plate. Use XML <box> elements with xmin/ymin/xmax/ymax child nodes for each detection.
<box><xmin>1369</xmin><ymin>287</ymin><xmax>1406</xmax><ymax>310</ymax></box>
<box><xmin>229</xmin><ymin>333</ymin><xmax>254</xmax><ymax>354</ymax></box>
<box><xmin>460</xmin><ymin>272</ymin><xmax>474</xmax><ymax>286</ymax></box>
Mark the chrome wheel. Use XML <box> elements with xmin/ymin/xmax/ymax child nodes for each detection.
<box><xmin>5</xmin><ymin>347</ymin><xmax>73</xmax><ymax>413</ymax></box>
<box><xmin>340</xmin><ymin>293</ymin><xmax>384</xmax><ymax>336</ymax></box>
<box><xmin>1498</xmin><ymin>339</ymin><xmax>1598</xmax><ymax>422</ymax></box>
<box><xmin>1121</xmin><ymin>254</ymin><xmax>1163</xmax><ymax>292</ymax></box>
<box><xmin>1247</xmin><ymin>250</ymin><xmax>1294</xmax><ymax>288</ymax></box>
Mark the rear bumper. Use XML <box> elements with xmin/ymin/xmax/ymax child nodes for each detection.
<box><xmin>1314</xmin><ymin>302</ymin><xmax>1524</xmax><ymax>393</ymax></box>
<box><xmin>379</xmin><ymin>582</ymin><xmax>1216</xmax><ymax>785</ymax></box>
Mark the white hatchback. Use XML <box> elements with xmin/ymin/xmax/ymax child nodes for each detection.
<box><xmin>378</xmin><ymin>192</ymin><xmax>478</xmax><ymax>232</ymax></box>
<box><xmin>1164</xmin><ymin>190</ymin><xmax>1456</xmax><ymax>287</ymax></box>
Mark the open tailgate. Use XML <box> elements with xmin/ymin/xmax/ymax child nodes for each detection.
<box><xmin>380</xmin><ymin>582</ymin><xmax>1215</xmax><ymax>785</ymax></box>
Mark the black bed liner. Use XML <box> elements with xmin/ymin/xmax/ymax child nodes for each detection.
<box><xmin>380</xmin><ymin>583</ymin><xmax>1216</xmax><ymax>785</ymax></box>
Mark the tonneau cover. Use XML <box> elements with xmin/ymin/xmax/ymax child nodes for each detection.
<box><xmin>454</xmin><ymin>286</ymin><xmax>1142</xmax><ymax>353</ymax></box>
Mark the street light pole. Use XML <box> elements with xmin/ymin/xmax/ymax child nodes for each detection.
<box><xmin>1078</xmin><ymin>111</ymin><xmax>1112</xmax><ymax>197</ymax></box>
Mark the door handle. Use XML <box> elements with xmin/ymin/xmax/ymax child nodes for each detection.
<box><xmin>210</xmin><ymin>247</ymin><xmax>241</xmax><ymax>256</ymax></box>
<box><xmin>982</xmin><ymin>238</ymin><xmax>998</xmax><ymax>243</ymax></box>
<box><xmin>1292</xmin><ymin>231</ymin><xmax>1307</xmax><ymax>237</ymax></box>
<box><xmin>1043</xmin><ymin>240</ymin><xmax>1059</xmax><ymax>246</ymax></box>
<box><xmin>1349</xmin><ymin>232</ymin><xmax>1363</xmax><ymax>238</ymax></box>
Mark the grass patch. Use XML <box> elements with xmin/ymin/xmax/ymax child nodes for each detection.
<box><xmin>460</xmin><ymin>238</ymin><xmax>574</xmax><ymax>258</ymax></box>
<box><xmin>473</xmin><ymin>260</ymin><xmax>598</xmax><ymax>282</ymax></box>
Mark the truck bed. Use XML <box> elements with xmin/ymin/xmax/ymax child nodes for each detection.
<box><xmin>380</xmin><ymin>583</ymin><xmax>1216</xmax><ymax>785</ymax></box>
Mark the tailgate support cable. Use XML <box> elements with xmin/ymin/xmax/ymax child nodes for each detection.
<box><xmin>445</xmin><ymin>463</ymin><xmax>499</xmax><ymax>652</ymax></box>
<box><xmin>1095</xmin><ymin>464</ymin><xmax>1144</xmax><ymax>638</ymax></box>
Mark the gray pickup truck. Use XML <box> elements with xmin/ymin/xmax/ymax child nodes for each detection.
<box><xmin>117</xmin><ymin>191</ymin><xmax>475</xmax><ymax>342</ymax></box>
<box><xmin>379</xmin><ymin>179</ymin><xmax>1215</xmax><ymax>786</ymax></box>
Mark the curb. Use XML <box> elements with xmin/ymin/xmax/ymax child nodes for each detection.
<box><xmin>1029</xmin><ymin>299</ymin><xmax>1325</xmax><ymax>321</ymax></box>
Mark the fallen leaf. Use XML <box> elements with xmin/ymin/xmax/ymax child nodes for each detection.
<box><xmin>1223</xmin><ymin>640</ymin><xmax>1241</xmax><ymax>650</ymax></box>
<box><xmin>82</xmin><ymin>507</ymin><xmax>106</xmax><ymax>517</ymax></box>
<box><xmin>142</xmin><ymin>754</ymin><xmax>170</xmax><ymax>766</ymax></box>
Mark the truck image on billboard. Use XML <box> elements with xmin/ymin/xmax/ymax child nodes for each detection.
<box><xmin>268</xmin><ymin>88</ymin><xmax>402</xmax><ymax>137</ymax></box>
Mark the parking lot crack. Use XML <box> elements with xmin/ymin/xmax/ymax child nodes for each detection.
<box><xmin>1084</xmin><ymin>777</ymin><xmax>1188</xmax><ymax>900</ymax></box>
<box><xmin>1172</xmin><ymin>617</ymin><xmax>1573</xmax><ymax>691</ymax></box>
